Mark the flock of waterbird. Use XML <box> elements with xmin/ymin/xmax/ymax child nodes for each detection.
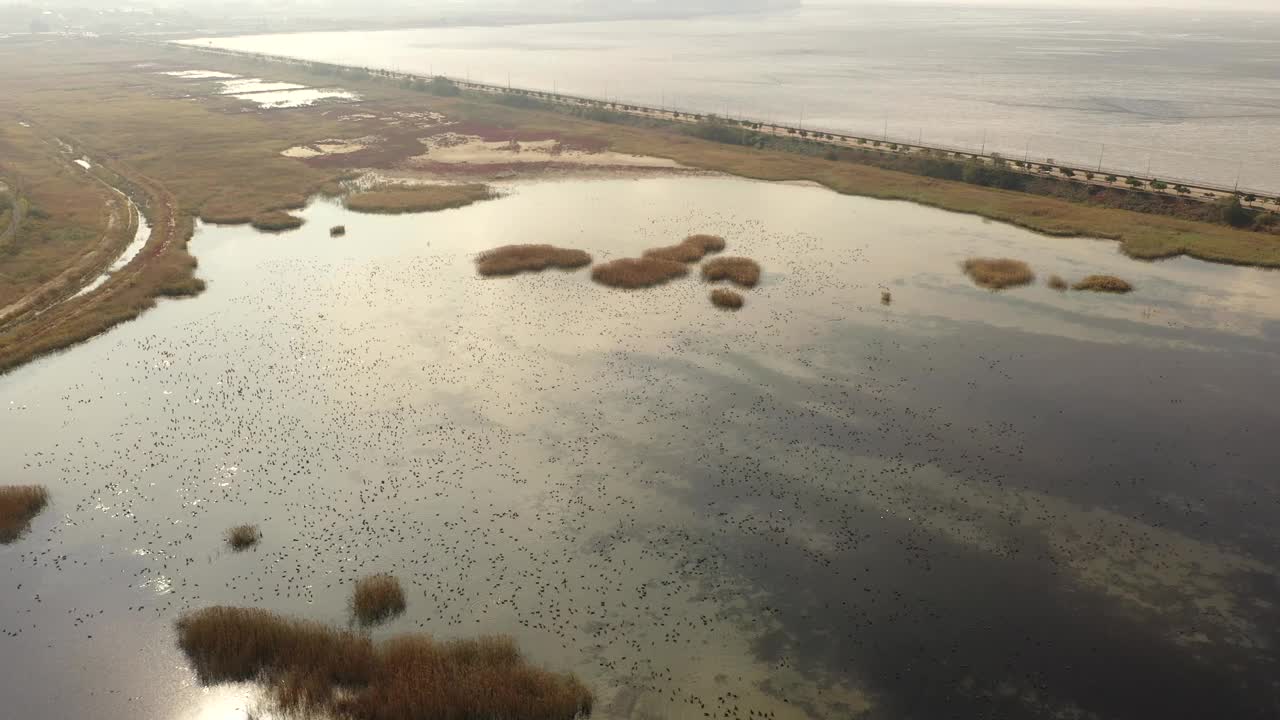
<box><xmin>0</xmin><ymin>183</ymin><xmax>1275</xmax><ymax>720</ymax></box>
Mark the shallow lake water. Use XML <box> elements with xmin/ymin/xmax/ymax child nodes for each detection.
<box><xmin>2</xmin><ymin>175</ymin><xmax>1279</xmax><ymax>719</ymax></box>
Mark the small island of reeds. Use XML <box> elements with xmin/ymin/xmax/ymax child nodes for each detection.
<box><xmin>225</xmin><ymin>524</ymin><xmax>261</xmax><ymax>551</ymax></box>
<box><xmin>1073</xmin><ymin>275</ymin><xmax>1134</xmax><ymax>293</ymax></box>
<box><xmin>592</xmin><ymin>257</ymin><xmax>689</xmax><ymax>289</ymax></box>
<box><xmin>710</xmin><ymin>288</ymin><xmax>745</xmax><ymax>310</ymax></box>
<box><xmin>175</xmin><ymin>606</ymin><xmax>593</xmax><ymax>720</ymax></box>
<box><xmin>962</xmin><ymin>258</ymin><xmax>1035</xmax><ymax>290</ymax></box>
<box><xmin>345</xmin><ymin>184</ymin><xmax>494</xmax><ymax>214</ymax></box>
<box><xmin>701</xmin><ymin>257</ymin><xmax>761</xmax><ymax>288</ymax></box>
<box><xmin>643</xmin><ymin>234</ymin><xmax>726</xmax><ymax>263</ymax></box>
<box><xmin>0</xmin><ymin>485</ymin><xmax>49</xmax><ymax>544</ymax></box>
<box><xmin>477</xmin><ymin>245</ymin><xmax>592</xmax><ymax>276</ymax></box>
<box><xmin>352</xmin><ymin>573</ymin><xmax>407</xmax><ymax>626</ymax></box>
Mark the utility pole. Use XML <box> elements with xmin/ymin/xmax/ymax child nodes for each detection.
<box><xmin>1234</xmin><ymin>160</ymin><xmax>1242</xmax><ymax>193</ymax></box>
<box><xmin>1024</xmin><ymin>139</ymin><xmax>1030</xmax><ymax>164</ymax></box>
<box><xmin>799</xmin><ymin>104</ymin><xmax>805</xmax><ymax>130</ymax></box>
<box><xmin>883</xmin><ymin>118</ymin><xmax>888</xmax><ymax>142</ymax></box>
<box><xmin>1097</xmin><ymin>144</ymin><xmax>1105</xmax><ymax>172</ymax></box>
<box><xmin>981</xmin><ymin>129</ymin><xmax>987</xmax><ymax>155</ymax></box>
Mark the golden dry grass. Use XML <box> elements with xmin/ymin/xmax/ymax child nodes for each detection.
<box><xmin>476</xmin><ymin>244</ymin><xmax>592</xmax><ymax>276</ymax></box>
<box><xmin>226</xmin><ymin>524</ymin><xmax>261</xmax><ymax>551</ymax></box>
<box><xmin>962</xmin><ymin>258</ymin><xmax>1035</xmax><ymax>290</ymax></box>
<box><xmin>1073</xmin><ymin>275</ymin><xmax>1134</xmax><ymax>293</ymax></box>
<box><xmin>345</xmin><ymin>184</ymin><xmax>494</xmax><ymax>214</ymax></box>
<box><xmin>1048</xmin><ymin>275</ymin><xmax>1069</xmax><ymax>291</ymax></box>
<box><xmin>352</xmin><ymin>573</ymin><xmax>407</xmax><ymax>626</ymax></box>
<box><xmin>0</xmin><ymin>485</ymin><xmax>49</xmax><ymax>544</ymax></box>
<box><xmin>176</xmin><ymin>606</ymin><xmax>593</xmax><ymax>720</ymax></box>
<box><xmin>642</xmin><ymin>234</ymin><xmax>726</xmax><ymax>263</ymax></box>
<box><xmin>250</xmin><ymin>211</ymin><xmax>304</xmax><ymax>233</ymax></box>
<box><xmin>701</xmin><ymin>256</ymin><xmax>761</xmax><ymax>288</ymax></box>
<box><xmin>710</xmin><ymin>288</ymin><xmax>744</xmax><ymax>310</ymax></box>
<box><xmin>591</xmin><ymin>257</ymin><xmax>689</xmax><ymax>289</ymax></box>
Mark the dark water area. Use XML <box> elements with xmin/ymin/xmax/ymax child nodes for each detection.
<box><xmin>2</xmin><ymin>176</ymin><xmax>1279</xmax><ymax>719</ymax></box>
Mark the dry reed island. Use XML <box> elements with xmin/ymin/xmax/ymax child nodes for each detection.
<box><xmin>1</xmin><ymin>38</ymin><xmax>1277</xmax><ymax>372</ymax></box>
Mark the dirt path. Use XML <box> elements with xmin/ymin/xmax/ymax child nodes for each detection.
<box><xmin>0</xmin><ymin>130</ymin><xmax>182</xmax><ymax>371</ymax></box>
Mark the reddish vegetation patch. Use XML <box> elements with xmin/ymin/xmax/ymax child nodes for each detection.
<box><xmin>643</xmin><ymin>234</ymin><xmax>726</xmax><ymax>263</ymax></box>
<box><xmin>176</xmin><ymin>606</ymin><xmax>593</xmax><ymax>720</ymax></box>
<box><xmin>701</xmin><ymin>257</ymin><xmax>761</xmax><ymax>288</ymax></box>
<box><xmin>592</xmin><ymin>257</ymin><xmax>689</xmax><ymax>289</ymax></box>
<box><xmin>710</xmin><ymin>288</ymin><xmax>745</xmax><ymax>310</ymax></box>
<box><xmin>476</xmin><ymin>245</ymin><xmax>592</xmax><ymax>276</ymax></box>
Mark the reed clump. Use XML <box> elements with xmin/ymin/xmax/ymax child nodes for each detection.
<box><xmin>176</xmin><ymin>606</ymin><xmax>593</xmax><ymax>720</ymax></box>
<box><xmin>330</xmin><ymin>225</ymin><xmax>346</xmax><ymax>237</ymax></box>
<box><xmin>1073</xmin><ymin>275</ymin><xmax>1134</xmax><ymax>293</ymax></box>
<box><xmin>0</xmin><ymin>485</ymin><xmax>49</xmax><ymax>543</ymax></box>
<box><xmin>710</xmin><ymin>288</ymin><xmax>744</xmax><ymax>310</ymax></box>
<box><xmin>226</xmin><ymin>524</ymin><xmax>261</xmax><ymax>551</ymax></box>
<box><xmin>1047</xmin><ymin>275</ymin><xmax>1069</xmax><ymax>291</ymax></box>
<box><xmin>352</xmin><ymin>573</ymin><xmax>407</xmax><ymax>626</ymax></box>
<box><xmin>345</xmin><ymin>184</ymin><xmax>493</xmax><ymax>214</ymax></box>
<box><xmin>591</xmin><ymin>257</ymin><xmax>688</xmax><ymax>289</ymax></box>
<box><xmin>476</xmin><ymin>245</ymin><xmax>592</xmax><ymax>276</ymax></box>
<box><xmin>962</xmin><ymin>258</ymin><xmax>1035</xmax><ymax>289</ymax></box>
<box><xmin>701</xmin><ymin>256</ymin><xmax>761</xmax><ymax>288</ymax></box>
<box><xmin>643</xmin><ymin>234</ymin><xmax>726</xmax><ymax>263</ymax></box>
<box><xmin>250</xmin><ymin>211</ymin><xmax>304</xmax><ymax>232</ymax></box>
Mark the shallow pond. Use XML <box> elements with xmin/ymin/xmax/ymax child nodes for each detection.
<box><xmin>2</xmin><ymin>175</ymin><xmax>1279</xmax><ymax>719</ymax></box>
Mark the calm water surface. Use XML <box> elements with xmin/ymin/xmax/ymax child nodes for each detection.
<box><xmin>184</xmin><ymin>2</ymin><xmax>1280</xmax><ymax>193</ymax></box>
<box><xmin>2</xmin><ymin>176</ymin><xmax>1279</xmax><ymax>719</ymax></box>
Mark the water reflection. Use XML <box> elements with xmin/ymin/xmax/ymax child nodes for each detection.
<box><xmin>1</xmin><ymin>176</ymin><xmax>1278</xmax><ymax>719</ymax></box>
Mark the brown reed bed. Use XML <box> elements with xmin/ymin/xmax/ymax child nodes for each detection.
<box><xmin>352</xmin><ymin>573</ymin><xmax>407</xmax><ymax>626</ymax></box>
<box><xmin>0</xmin><ymin>485</ymin><xmax>49</xmax><ymax>543</ymax></box>
<box><xmin>1073</xmin><ymin>275</ymin><xmax>1134</xmax><ymax>293</ymax></box>
<box><xmin>591</xmin><ymin>257</ymin><xmax>689</xmax><ymax>289</ymax></box>
<box><xmin>250</xmin><ymin>210</ymin><xmax>304</xmax><ymax>233</ymax></box>
<box><xmin>476</xmin><ymin>244</ymin><xmax>592</xmax><ymax>277</ymax></box>
<box><xmin>1047</xmin><ymin>275</ymin><xmax>1069</xmax><ymax>291</ymax></box>
<box><xmin>226</xmin><ymin>524</ymin><xmax>261</xmax><ymax>551</ymax></box>
<box><xmin>345</xmin><ymin>184</ymin><xmax>494</xmax><ymax>214</ymax></box>
<box><xmin>701</xmin><ymin>256</ymin><xmax>761</xmax><ymax>288</ymax></box>
<box><xmin>710</xmin><ymin>288</ymin><xmax>745</xmax><ymax>310</ymax></box>
<box><xmin>962</xmin><ymin>258</ymin><xmax>1035</xmax><ymax>290</ymax></box>
<box><xmin>643</xmin><ymin>234</ymin><xmax>726</xmax><ymax>263</ymax></box>
<box><xmin>176</xmin><ymin>606</ymin><xmax>593</xmax><ymax>720</ymax></box>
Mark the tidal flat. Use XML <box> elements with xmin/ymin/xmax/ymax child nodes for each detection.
<box><xmin>1</xmin><ymin>175</ymin><xmax>1278</xmax><ymax>719</ymax></box>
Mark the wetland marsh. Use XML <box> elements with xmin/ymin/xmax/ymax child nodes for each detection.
<box><xmin>2</xmin><ymin>175</ymin><xmax>1279</xmax><ymax>719</ymax></box>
